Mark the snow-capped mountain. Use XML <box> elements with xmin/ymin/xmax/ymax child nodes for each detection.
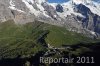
<box><xmin>56</xmin><ymin>0</ymin><xmax>100</xmax><ymax>37</ymax></box>
<box><xmin>57</xmin><ymin>0</ymin><xmax>100</xmax><ymax>18</ymax></box>
<box><xmin>0</xmin><ymin>0</ymin><xmax>100</xmax><ymax>38</ymax></box>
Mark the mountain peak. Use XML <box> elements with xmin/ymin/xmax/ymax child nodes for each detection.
<box><xmin>35</xmin><ymin>0</ymin><xmax>47</xmax><ymax>4</ymax></box>
<box><xmin>72</xmin><ymin>0</ymin><xmax>92</xmax><ymax>4</ymax></box>
<box><xmin>22</xmin><ymin>0</ymin><xmax>47</xmax><ymax>4</ymax></box>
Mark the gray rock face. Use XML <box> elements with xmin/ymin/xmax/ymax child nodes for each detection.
<box><xmin>0</xmin><ymin>0</ymin><xmax>59</xmax><ymax>24</ymax></box>
<box><xmin>0</xmin><ymin>0</ymin><xmax>13</xmax><ymax>22</ymax></box>
<box><xmin>74</xmin><ymin>4</ymin><xmax>100</xmax><ymax>36</ymax></box>
<box><xmin>42</xmin><ymin>2</ymin><xmax>60</xmax><ymax>20</ymax></box>
<box><xmin>0</xmin><ymin>0</ymin><xmax>35</xmax><ymax>24</ymax></box>
<box><xmin>56</xmin><ymin>4</ymin><xmax>64</xmax><ymax>13</ymax></box>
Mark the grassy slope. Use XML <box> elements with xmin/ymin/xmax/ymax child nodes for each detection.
<box><xmin>45</xmin><ymin>24</ymin><xmax>95</xmax><ymax>47</ymax></box>
<box><xmin>0</xmin><ymin>20</ymin><xmax>97</xmax><ymax>58</ymax></box>
<box><xmin>0</xmin><ymin>20</ymin><xmax>47</xmax><ymax>59</ymax></box>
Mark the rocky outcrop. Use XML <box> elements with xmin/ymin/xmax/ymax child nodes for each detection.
<box><xmin>0</xmin><ymin>0</ymin><xmax>36</xmax><ymax>24</ymax></box>
<box><xmin>74</xmin><ymin>4</ymin><xmax>100</xmax><ymax>35</ymax></box>
<box><xmin>56</xmin><ymin>4</ymin><xmax>64</xmax><ymax>13</ymax></box>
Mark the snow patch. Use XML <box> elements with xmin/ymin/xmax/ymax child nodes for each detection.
<box><xmin>37</xmin><ymin>0</ymin><xmax>46</xmax><ymax>4</ymax></box>
<box><xmin>22</xmin><ymin>0</ymin><xmax>40</xmax><ymax>16</ymax></box>
<box><xmin>56</xmin><ymin>1</ymin><xmax>85</xmax><ymax>18</ymax></box>
<box><xmin>90</xmin><ymin>30</ymin><xmax>96</xmax><ymax>35</ymax></box>
<box><xmin>71</xmin><ymin>0</ymin><xmax>100</xmax><ymax>16</ymax></box>
<box><xmin>9</xmin><ymin>0</ymin><xmax>25</xmax><ymax>13</ymax></box>
<box><xmin>72</xmin><ymin>0</ymin><xmax>92</xmax><ymax>4</ymax></box>
<box><xmin>22</xmin><ymin>0</ymin><xmax>50</xmax><ymax>18</ymax></box>
<box><xmin>86</xmin><ymin>2</ymin><xmax>100</xmax><ymax>16</ymax></box>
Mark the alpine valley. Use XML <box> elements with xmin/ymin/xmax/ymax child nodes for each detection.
<box><xmin>0</xmin><ymin>0</ymin><xmax>100</xmax><ymax>66</ymax></box>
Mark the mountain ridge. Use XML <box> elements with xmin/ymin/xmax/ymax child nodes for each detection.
<box><xmin>0</xmin><ymin>0</ymin><xmax>100</xmax><ymax>38</ymax></box>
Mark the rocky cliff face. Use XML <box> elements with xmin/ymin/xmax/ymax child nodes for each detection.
<box><xmin>0</xmin><ymin>0</ymin><xmax>36</xmax><ymax>24</ymax></box>
<box><xmin>59</xmin><ymin>0</ymin><xmax>100</xmax><ymax>38</ymax></box>
<box><xmin>0</xmin><ymin>0</ymin><xmax>13</xmax><ymax>22</ymax></box>
<box><xmin>73</xmin><ymin>4</ymin><xmax>100</xmax><ymax>35</ymax></box>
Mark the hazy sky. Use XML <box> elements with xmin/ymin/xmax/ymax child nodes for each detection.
<box><xmin>48</xmin><ymin>0</ymin><xmax>99</xmax><ymax>3</ymax></box>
